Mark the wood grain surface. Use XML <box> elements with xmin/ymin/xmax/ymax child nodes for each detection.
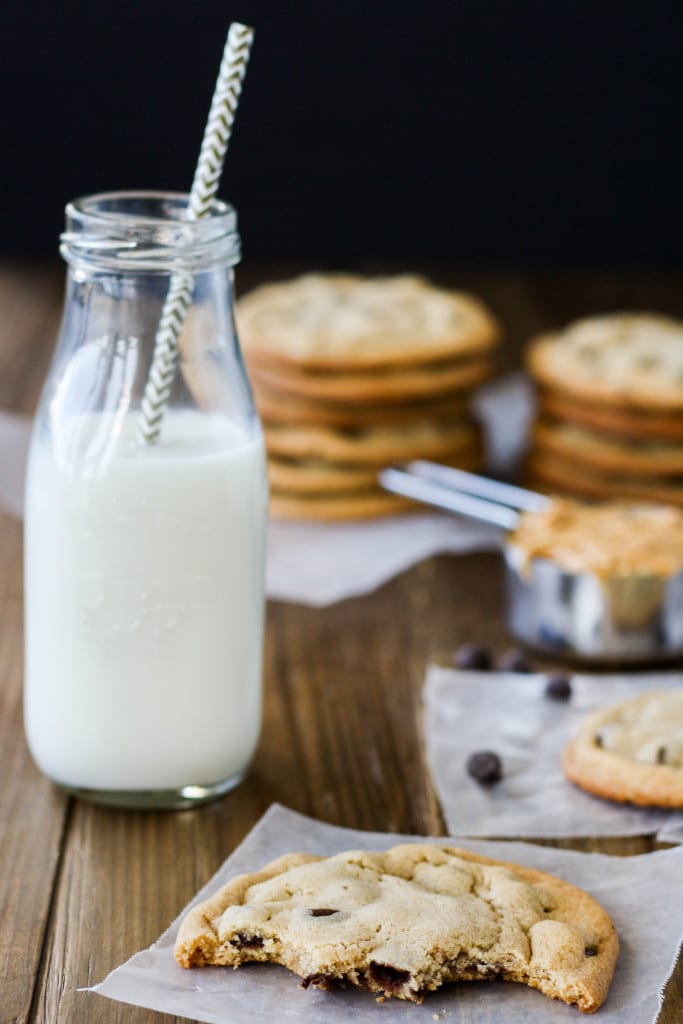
<box><xmin>1</xmin><ymin>263</ymin><xmax>681</xmax><ymax>1023</ymax></box>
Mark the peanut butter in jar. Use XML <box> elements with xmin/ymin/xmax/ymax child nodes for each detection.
<box><xmin>509</xmin><ymin>498</ymin><xmax>683</xmax><ymax>579</ymax></box>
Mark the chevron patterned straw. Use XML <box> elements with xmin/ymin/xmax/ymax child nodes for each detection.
<box><xmin>138</xmin><ymin>22</ymin><xmax>254</xmax><ymax>444</ymax></box>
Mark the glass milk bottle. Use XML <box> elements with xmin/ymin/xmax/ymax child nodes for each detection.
<box><xmin>24</xmin><ymin>191</ymin><xmax>268</xmax><ymax>809</ymax></box>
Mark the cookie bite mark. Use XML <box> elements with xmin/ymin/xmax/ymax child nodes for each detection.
<box><xmin>366</xmin><ymin>962</ymin><xmax>413</xmax><ymax>997</ymax></box>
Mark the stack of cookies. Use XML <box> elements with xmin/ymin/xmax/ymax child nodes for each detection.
<box><xmin>525</xmin><ymin>313</ymin><xmax>683</xmax><ymax>506</ymax></box>
<box><xmin>237</xmin><ymin>274</ymin><xmax>500</xmax><ymax>520</ymax></box>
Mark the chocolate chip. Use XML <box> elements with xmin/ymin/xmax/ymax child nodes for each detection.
<box><xmin>309</xmin><ymin>908</ymin><xmax>338</xmax><ymax>917</ymax></box>
<box><xmin>302</xmin><ymin>972</ymin><xmax>345</xmax><ymax>990</ymax></box>
<box><xmin>229</xmin><ymin>932</ymin><xmax>264</xmax><ymax>949</ymax></box>
<box><xmin>454</xmin><ymin>642</ymin><xmax>492</xmax><ymax>670</ymax></box>
<box><xmin>656</xmin><ymin>746</ymin><xmax>667</xmax><ymax>765</ymax></box>
<box><xmin>498</xmin><ymin>648</ymin><xmax>534</xmax><ymax>673</ymax></box>
<box><xmin>544</xmin><ymin>675</ymin><xmax>572</xmax><ymax>701</ymax></box>
<box><xmin>594</xmin><ymin>732</ymin><xmax>604</xmax><ymax>748</ymax></box>
<box><xmin>584</xmin><ymin>946</ymin><xmax>598</xmax><ymax>957</ymax></box>
<box><xmin>367</xmin><ymin>962</ymin><xmax>411</xmax><ymax>993</ymax></box>
<box><xmin>466</xmin><ymin>750</ymin><xmax>503</xmax><ymax>785</ymax></box>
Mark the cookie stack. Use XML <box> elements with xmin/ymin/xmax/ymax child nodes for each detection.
<box><xmin>525</xmin><ymin>313</ymin><xmax>683</xmax><ymax>506</ymax></box>
<box><xmin>237</xmin><ymin>274</ymin><xmax>500</xmax><ymax>520</ymax></box>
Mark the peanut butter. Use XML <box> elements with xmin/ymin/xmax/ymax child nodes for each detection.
<box><xmin>509</xmin><ymin>498</ymin><xmax>683</xmax><ymax>578</ymax></box>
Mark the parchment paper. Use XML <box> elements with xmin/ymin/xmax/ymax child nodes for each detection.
<box><xmin>89</xmin><ymin>803</ymin><xmax>682</xmax><ymax>1024</ymax></box>
<box><xmin>0</xmin><ymin>372</ymin><xmax>532</xmax><ymax>606</ymax></box>
<box><xmin>424</xmin><ymin>667</ymin><xmax>683</xmax><ymax>843</ymax></box>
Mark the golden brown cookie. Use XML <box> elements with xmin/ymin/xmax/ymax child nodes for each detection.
<box><xmin>526</xmin><ymin>452</ymin><xmax>683</xmax><ymax>507</ymax></box>
<box><xmin>270</xmin><ymin>487</ymin><xmax>414</xmax><ymax>521</ymax></box>
<box><xmin>252</xmin><ymin>380</ymin><xmax>469</xmax><ymax>428</ymax></box>
<box><xmin>532</xmin><ymin>420</ymin><xmax>683</xmax><ymax>476</ymax></box>
<box><xmin>269</xmin><ymin>458</ymin><xmax>383</xmax><ymax>494</ymax></box>
<box><xmin>175</xmin><ymin>843</ymin><xmax>618</xmax><ymax>1012</ymax></box>
<box><xmin>268</xmin><ymin>446</ymin><xmax>481</xmax><ymax>495</ymax></box>
<box><xmin>538</xmin><ymin>390</ymin><xmax>683</xmax><ymax>443</ymax></box>
<box><xmin>249</xmin><ymin>355</ymin><xmax>494</xmax><ymax>405</ymax></box>
<box><xmin>527</xmin><ymin>313</ymin><xmax>683</xmax><ymax>411</ymax></box>
<box><xmin>264</xmin><ymin>418</ymin><xmax>481</xmax><ymax>467</ymax></box>
<box><xmin>563</xmin><ymin>690</ymin><xmax>683</xmax><ymax>807</ymax></box>
<box><xmin>237</xmin><ymin>274</ymin><xmax>500</xmax><ymax>370</ymax></box>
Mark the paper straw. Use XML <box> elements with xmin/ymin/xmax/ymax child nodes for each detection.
<box><xmin>138</xmin><ymin>22</ymin><xmax>254</xmax><ymax>444</ymax></box>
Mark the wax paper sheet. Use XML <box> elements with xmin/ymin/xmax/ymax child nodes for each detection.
<box><xmin>424</xmin><ymin>667</ymin><xmax>683</xmax><ymax>843</ymax></box>
<box><xmin>89</xmin><ymin>803</ymin><xmax>682</xmax><ymax>1024</ymax></box>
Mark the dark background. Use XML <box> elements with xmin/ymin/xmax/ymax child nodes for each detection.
<box><xmin>1</xmin><ymin>1</ymin><xmax>681</xmax><ymax>267</ymax></box>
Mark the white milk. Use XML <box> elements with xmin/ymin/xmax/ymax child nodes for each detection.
<box><xmin>24</xmin><ymin>410</ymin><xmax>267</xmax><ymax>792</ymax></box>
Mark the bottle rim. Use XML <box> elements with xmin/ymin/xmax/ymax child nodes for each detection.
<box><xmin>60</xmin><ymin>190</ymin><xmax>241</xmax><ymax>271</ymax></box>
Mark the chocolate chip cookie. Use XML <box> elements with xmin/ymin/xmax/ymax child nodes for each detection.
<box><xmin>237</xmin><ymin>274</ymin><xmax>500</xmax><ymax>371</ymax></box>
<box><xmin>563</xmin><ymin>690</ymin><xmax>683</xmax><ymax>808</ymax></box>
<box><xmin>527</xmin><ymin>313</ymin><xmax>683</xmax><ymax>411</ymax></box>
<box><xmin>175</xmin><ymin>843</ymin><xmax>618</xmax><ymax>1012</ymax></box>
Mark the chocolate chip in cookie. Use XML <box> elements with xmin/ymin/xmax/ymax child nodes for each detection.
<box><xmin>367</xmin><ymin>962</ymin><xmax>411</xmax><ymax>993</ymax></box>
<box><xmin>229</xmin><ymin>932</ymin><xmax>264</xmax><ymax>949</ymax></box>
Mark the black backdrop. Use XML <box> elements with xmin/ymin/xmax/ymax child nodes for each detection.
<box><xmin>1</xmin><ymin>1</ymin><xmax>681</xmax><ymax>266</ymax></box>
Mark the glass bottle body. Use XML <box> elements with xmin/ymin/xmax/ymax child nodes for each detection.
<box><xmin>24</xmin><ymin>192</ymin><xmax>267</xmax><ymax>808</ymax></box>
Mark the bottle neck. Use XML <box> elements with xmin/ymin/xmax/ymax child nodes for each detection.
<box><xmin>60</xmin><ymin>190</ymin><xmax>241</xmax><ymax>276</ymax></box>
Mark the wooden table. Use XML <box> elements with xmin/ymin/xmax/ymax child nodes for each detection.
<box><xmin>2</xmin><ymin>264</ymin><xmax>682</xmax><ymax>1023</ymax></box>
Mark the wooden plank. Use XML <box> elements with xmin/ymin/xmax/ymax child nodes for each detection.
<box><xmin>0</xmin><ymin>510</ymin><xmax>70</xmax><ymax>1024</ymax></box>
<box><xmin>0</xmin><ymin>266</ymin><xmax>70</xmax><ymax>1024</ymax></box>
<box><xmin>0</xmin><ymin>264</ymin><xmax>62</xmax><ymax>414</ymax></box>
